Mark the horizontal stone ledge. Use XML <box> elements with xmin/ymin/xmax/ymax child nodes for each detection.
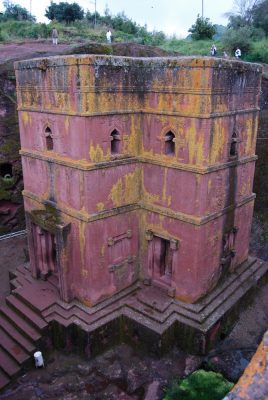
<box><xmin>14</xmin><ymin>54</ymin><xmax>262</xmax><ymax>71</ymax></box>
<box><xmin>23</xmin><ymin>190</ymin><xmax>255</xmax><ymax>226</ymax></box>
<box><xmin>17</xmin><ymin>107</ymin><xmax>260</xmax><ymax>120</ymax></box>
<box><xmin>20</xmin><ymin>149</ymin><xmax>257</xmax><ymax>175</ymax></box>
<box><xmin>17</xmin><ymin>85</ymin><xmax>259</xmax><ymax>96</ymax></box>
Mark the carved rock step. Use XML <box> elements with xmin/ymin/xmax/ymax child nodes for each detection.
<box><xmin>0</xmin><ymin>327</ymin><xmax>29</xmax><ymax>364</ymax></box>
<box><xmin>0</xmin><ymin>347</ymin><xmax>20</xmax><ymax>377</ymax></box>
<box><xmin>0</xmin><ymin>370</ymin><xmax>10</xmax><ymax>389</ymax></box>
<box><xmin>0</xmin><ymin>293</ymin><xmax>46</xmax><ymax>390</ymax></box>
<box><xmin>6</xmin><ymin>295</ymin><xmax>47</xmax><ymax>331</ymax></box>
<box><xmin>0</xmin><ymin>315</ymin><xmax>35</xmax><ymax>353</ymax></box>
<box><xmin>0</xmin><ymin>305</ymin><xmax>41</xmax><ymax>342</ymax></box>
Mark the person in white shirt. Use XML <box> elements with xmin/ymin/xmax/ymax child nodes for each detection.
<box><xmin>235</xmin><ymin>48</ymin><xmax>241</xmax><ymax>58</ymax></box>
<box><xmin>106</xmin><ymin>30</ymin><xmax>112</xmax><ymax>43</ymax></box>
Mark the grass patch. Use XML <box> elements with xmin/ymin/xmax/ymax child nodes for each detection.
<box><xmin>163</xmin><ymin>369</ymin><xmax>234</xmax><ymax>400</ymax></box>
<box><xmin>160</xmin><ymin>39</ymin><xmax>225</xmax><ymax>56</ymax></box>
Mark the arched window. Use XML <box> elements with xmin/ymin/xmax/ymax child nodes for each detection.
<box><xmin>0</xmin><ymin>162</ymin><xmax>13</xmax><ymax>178</ymax></box>
<box><xmin>111</xmin><ymin>129</ymin><xmax>120</xmax><ymax>155</ymax></box>
<box><xmin>230</xmin><ymin>131</ymin><xmax>238</xmax><ymax>157</ymax></box>
<box><xmin>45</xmin><ymin>127</ymin><xmax>53</xmax><ymax>151</ymax></box>
<box><xmin>165</xmin><ymin>131</ymin><xmax>175</xmax><ymax>155</ymax></box>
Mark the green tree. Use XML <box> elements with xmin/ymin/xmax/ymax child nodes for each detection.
<box><xmin>85</xmin><ymin>10</ymin><xmax>102</xmax><ymax>25</ymax></box>
<box><xmin>222</xmin><ymin>25</ymin><xmax>253</xmax><ymax>54</ymax></box>
<box><xmin>252</xmin><ymin>0</ymin><xmax>268</xmax><ymax>37</ymax></box>
<box><xmin>45</xmin><ymin>2</ymin><xmax>84</xmax><ymax>24</ymax></box>
<box><xmin>111</xmin><ymin>12</ymin><xmax>139</xmax><ymax>35</ymax></box>
<box><xmin>225</xmin><ymin>0</ymin><xmax>263</xmax><ymax>30</ymax></box>
<box><xmin>2</xmin><ymin>0</ymin><xmax>35</xmax><ymax>21</ymax></box>
<box><xmin>188</xmin><ymin>15</ymin><xmax>216</xmax><ymax>40</ymax></box>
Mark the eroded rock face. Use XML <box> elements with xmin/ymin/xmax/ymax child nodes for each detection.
<box><xmin>0</xmin><ymin>69</ymin><xmax>24</xmax><ymax>234</ymax></box>
<box><xmin>253</xmin><ymin>75</ymin><xmax>268</xmax><ymax>210</ymax></box>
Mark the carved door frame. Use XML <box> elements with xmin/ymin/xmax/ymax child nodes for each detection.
<box><xmin>26</xmin><ymin>210</ymin><xmax>71</xmax><ymax>303</ymax></box>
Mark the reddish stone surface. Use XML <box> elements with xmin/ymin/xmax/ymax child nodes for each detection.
<box><xmin>15</xmin><ymin>55</ymin><xmax>262</xmax><ymax>306</ymax></box>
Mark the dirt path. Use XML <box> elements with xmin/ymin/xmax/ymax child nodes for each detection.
<box><xmin>0</xmin><ymin>41</ymin><xmax>73</xmax><ymax>64</ymax></box>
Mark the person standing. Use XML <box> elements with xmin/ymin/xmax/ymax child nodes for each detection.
<box><xmin>52</xmin><ymin>27</ymin><xmax>58</xmax><ymax>45</ymax></box>
<box><xmin>210</xmin><ymin>44</ymin><xmax>217</xmax><ymax>56</ymax></box>
<box><xmin>106</xmin><ymin>29</ymin><xmax>112</xmax><ymax>43</ymax></box>
<box><xmin>235</xmin><ymin>48</ymin><xmax>241</xmax><ymax>58</ymax></box>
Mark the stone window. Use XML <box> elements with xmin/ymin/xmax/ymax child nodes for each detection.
<box><xmin>230</xmin><ymin>131</ymin><xmax>238</xmax><ymax>157</ymax></box>
<box><xmin>45</xmin><ymin>127</ymin><xmax>53</xmax><ymax>151</ymax></box>
<box><xmin>165</xmin><ymin>131</ymin><xmax>175</xmax><ymax>155</ymax></box>
<box><xmin>110</xmin><ymin>129</ymin><xmax>120</xmax><ymax>154</ymax></box>
<box><xmin>0</xmin><ymin>162</ymin><xmax>13</xmax><ymax>178</ymax></box>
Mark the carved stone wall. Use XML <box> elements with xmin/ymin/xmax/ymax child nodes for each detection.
<box><xmin>15</xmin><ymin>56</ymin><xmax>262</xmax><ymax>305</ymax></box>
<box><xmin>253</xmin><ymin>75</ymin><xmax>268</xmax><ymax>209</ymax></box>
<box><xmin>0</xmin><ymin>69</ymin><xmax>24</xmax><ymax>234</ymax></box>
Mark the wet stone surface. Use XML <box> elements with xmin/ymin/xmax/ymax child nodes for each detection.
<box><xmin>0</xmin><ymin>345</ymin><xmax>190</xmax><ymax>400</ymax></box>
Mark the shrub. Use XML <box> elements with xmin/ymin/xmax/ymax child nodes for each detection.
<box><xmin>0</xmin><ymin>20</ymin><xmax>50</xmax><ymax>39</ymax></box>
<box><xmin>0</xmin><ymin>29</ymin><xmax>9</xmax><ymax>42</ymax></box>
<box><xmin>245</xmin><ymin>40</ymin><xmax>268</xmax><ymax>63</ymax></box>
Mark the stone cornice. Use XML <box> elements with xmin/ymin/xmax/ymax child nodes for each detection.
<box><xmin>23</xmin><ymin>190</ymin><xmax>255</xmax><ymax>226</ymax></box>
<box><xmin>20</xmin><ymin>149</ymin><xmax>258</xmax><ymax>175</ymax></box>
<box><xmin>17</xmin><ymin>107</ymin><xmax>260</xmax><ymax>120</ymax></box>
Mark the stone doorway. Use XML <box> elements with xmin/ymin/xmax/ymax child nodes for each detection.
<box><xmin>153</xmin><ymin>236</ymin><xmax>173</xmax><ymax>284</ymax></box>
<box><xmin>146</xmin><ymin>230</ymin><xmax>179</xmax><ymax>290</ymax></box>
<box><xmin>32</xmin><ymin>225</ymin><xmax>58</xmax><ymax>280</ymax></box>
<box><xmin>26</xmin><ymin>209</ymin><xmax>71</xmax><ymax>302</ymax></box>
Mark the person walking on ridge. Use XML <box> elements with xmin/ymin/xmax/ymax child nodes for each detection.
<box><xmin>52</xmin><ymin>28</ymin><xmax>58</xmax><ymax>45</ymax></box>
<box><xmin>106</xmin><ymin>30</ymin><xmax>112</xmax><ymax>43</ymax></box>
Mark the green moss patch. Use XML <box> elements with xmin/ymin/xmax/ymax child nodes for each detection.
<box><xmin>164</xmin><ymin>369</ymin><xmax>234</xmax><ymax>400</ymax></box>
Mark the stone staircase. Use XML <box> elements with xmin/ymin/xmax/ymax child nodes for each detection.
<box><xmin>0</xmin><ymin>267</ymin><xmax>48</xmax><ymax>390</ymax></box>
<box><xmin>0</xmin><ymin>257</ymin><xmax>267</xmax><ymax>391</ymax></box>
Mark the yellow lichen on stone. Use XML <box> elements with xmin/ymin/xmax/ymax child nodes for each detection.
<box><xmin>109</xmin><ymin>177</ymin><xmax>123</xmax><ymax>208</ymax></box>
<box><xmin>21</xmin><ymin>111</ymin><xmax>31</xmax><ymax>126</ymax></box>
<box><xmin>64</xmin><ymin>116</ymin><xmax>70</xmax><ymax>132</ymax></box>
<box><xmin>141</xmin><ymin>170</ymin><xmax>160</xmax><ymax>205</ymax></box>
<box><xmin>187</xmin><ymin>124</ymin><xmax>205</xmax><ymax>165</ymax></box>
<box><xmin>108</xmin><ymin>168</ymin><xmax>141</xmax><ymax>207</ymax></box>
<box><xmin>100</xmin><ymin>244</ymin><xmax>105</xmax><ymax>257</ymax></box>
<box><xmin>89</xmin><ymin>142</ymin><xmax>108</xmax><ymax>163</ymax></box>
<box><xmin>162</xmin><ymin>168</ymin><xmax>172</xmax><ymax>206</ymax></box>
<box><xmin>244</xmin><ymin>117</ymin><xmax>256</xmax><ymax>156</ymax></box>
<box><xmin>96</xmin><ymin>202</ymin><xmax>105</xmax><ymax>212</ymax></box>
<box><xmin>79</xmin><ymin>221</ymin><xmax>86</xmax><ymax>270</ymax></box>
<box><xmin>127</xmin><ymin>115</ymin><xmax>140</xmax><ymax>155</ymax></box>
<box><xmin>79</xmin><ymin>172</ymin><xmax>84</xmax><ymax>209</ymax></box>
<box><xmin>208</xmin><ymin>178</ymin><xmax>212</xmax><ymax>192</ymax></box>
<box><xmin>210</xmin><ymin>119</ymin><xmax>225</xmax><ymax>164</ymax></box>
